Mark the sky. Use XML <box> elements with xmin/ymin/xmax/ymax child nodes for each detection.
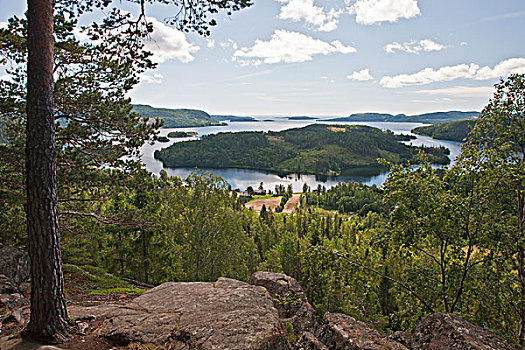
<box><xmin>1</xmin><ymin>0</ymin><xmax>525</xmax><ymax>116</ymax></box>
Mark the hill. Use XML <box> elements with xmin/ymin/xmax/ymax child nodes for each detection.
<box><xmin>154</xmin><ymin>124</ymin><xmax>450</xmax><ymax>176</ymax></box>
<box><xmin>212</xmin><ymin>115</ymin><xmax>256</xmax><ymax>122</ymax></box>
<box><xmin>327</xmin><ymin>111</ymin><xmax>479</xmax><ymax>124</ymax></box>
<box><xmin>132</xmin><ymin>104</ymin><xmax>226</xmax><ymax>128</ymax></box>
<box><xmin>412</xmin><ymin>119</ymin><xmax>476</xmax><ymax>142</ymax></box>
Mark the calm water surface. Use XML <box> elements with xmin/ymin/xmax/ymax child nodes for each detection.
<box><xmin>139</xmin><ymin>117</ymin><xmax>462</xmax><ymax>191</ymax></box>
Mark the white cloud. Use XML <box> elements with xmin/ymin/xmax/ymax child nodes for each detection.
<box><xmin>475</xmin><ymin>58</ymin><xmax>525</xmax><ymax>80</ymax></box>
<box><xmin>413</xmin><ymin>86</ymin><xmax>494</xmax><ymax>97</ymax></box>
<box><xmin>380</xmin><ymin>58</ymin><xmax>525</xmax><ymax>88</ymax></box>
<box><xmin>349</xmin><ymin>0</ymin><xmax>420</xmax><ymax>25</ymax></box>
<box><xmin>347</xmin><ymin>68</ymin><xmax>374</xmax><ymax>81</ymax></box>
<box><xmin>143</xmin><ymin>17</ymin><xmax>199</xmax><ymax>64</ymax></box>
<box><xmin>277</xmin><ymin>0</ymin><xmax>343</xmax><ymax>32</ymax></box>
<box><xmin>219</xmin><ymin>39</ymin><xmax>238</xmax><ymax>50</ymax></box>
<box><xmin>380</xmin><ymin>64</ymin><xmax>479</xmax><ymax>88</ymax></box>
<box><xmin>233</xmin><ymin>30</ymin><xmax>356</xmax><ymax>65</ymax></box>
<box><xmin>385</xmin><ymin>39</ymin><xmax>446</xmax><ymax>54</ymax></box>
<box><xmin>207</xmin><ymin>39</ymin><xmax>216</xmax><ymax>48</ymax></box>
<box><xmin>140</xmin><ymin>73</ymin><xmax>164</xmax><ymax>84</ymax></box>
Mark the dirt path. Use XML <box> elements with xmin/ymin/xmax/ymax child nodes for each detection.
<box><xmin>283</xmin><ymin>194</ymin><xmax>301</xmax><ymax>214</ymax></box>
<box><xmin>245</xmin><ymin>197</ymin><xmax>282</xmax><ymax>212</ymax></box>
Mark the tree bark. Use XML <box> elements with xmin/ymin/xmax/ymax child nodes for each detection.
<box><xmin>23</xmin><ymin>0</ymin><xmax>69</xmax><ymax>342</ymax></box>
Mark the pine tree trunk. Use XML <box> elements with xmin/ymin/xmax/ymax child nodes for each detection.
<box><xmin>23</xmin><ymin>0</ymin><xmax>69</xmax><ymax>342</ymax></box>
<box><xmin>519</xmin><ymin>248</ymin><xmax>525</xmax><ymax>349</ymax></box>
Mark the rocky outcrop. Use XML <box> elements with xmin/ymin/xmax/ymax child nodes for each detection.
<box><xmin>69</xmin><ymin>277</ymin><xmax>289</xmax><ymax>349</ymax></box>
<box><xmin>0</xmin><ymin>249</ymin><xmax>514</xmax><ymax>350</ymax></box>
<box><xmin>316</xmin><ymin>312</ymin><xmax>408</xmax><ymax>350</ymax></box>
<box><xmin>295</xmin><ymin>331</ymin><xmax>328</xmax><ymax>350</ymax></box>
<box><xmin>0</xmin><ymin>245</ymin><xmax>30</xmax><ymax>335</ymax></box>
<box><xmin>408</xmin><ymin>312</ymin><xmax>514</xmax><ymax>350</ymax></box>
<box><xmin>250</xmin><ymin>271</ymin><xmax>316</xmax><ymax>339</ymax></box>
<box><xmin>0</xmin><ymin>244</ymin><xmax>29</xmax><ymax>286</ymax></box>
<box><xmin>250</xmin><ymin>272</ymin><xmax>309</xmax><ymax>318</ymax></box>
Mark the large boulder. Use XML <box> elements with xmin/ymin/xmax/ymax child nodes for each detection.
<box><xmin>0</xmin><ymin>247</ymin><xmax>29</xmax><ymax>330</ymax></box>
<box><xmin>409</xmin><ymin>313</ymin><xmax>514</xmax><ymax>350</ymax></box>
<box><xmin>250</xmin><ymin>272</ymin><xmax>309</xmax><ymax>317</ymax></box>
<box><xmin>69</xmin><ymin>277</ymin><xmax>289</xmax><ymax>349</ymax></box>
<box><xmin>0</xmin><ymin>245</ymin><xmax>29</xmax><ymax>286</ymax></box>
<box><xmin>316</xmin><ymin>312</ymin><xmax>408</xmax><ymax>350</ymax></box>
<box><xmin>295</xmin><ymin>331</ymin><xmax>328</xmax><ymax>350</ymax></box>
<box><xmin>250</xmin><ymin>271</ymin><xmax>316</xmax><ymax>335</ymax></box>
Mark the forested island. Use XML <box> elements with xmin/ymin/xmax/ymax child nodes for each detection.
<box><xmin>167</xmin><ymin>131</ymin><xmax>198</xmax><ymax>138</ymax></box>
<box><xmin>132</xmin><ymin>104</ymin><xmax>227</xmax><ymax>128</ymax></box>
<box><xmin>212</xmin><ymin>115</ymin><xmax>257</xmax><ymax>122</ymax></box>
<box><xmin>327</xmin><ymin>110</ymin><xmax>479</xmax><ymax>124</ymax></box>
<box><xmin>154</xmin><ymin>124</ymin><xmax>449</xmax><ymax>176</ymax></box>
<box><xmin>412</xmin><ymin>119</ymin><xmax>476</xmax><ymax>141</ymax></box>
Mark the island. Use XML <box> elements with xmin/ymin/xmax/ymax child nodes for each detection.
<box><xmin>212</xmin><ymin>115</ymin><xmax>256</xmax><ymax>122</ymax></box>
<box><xmin>167</xmin><ymin>131</ymin><xmax>198</xmax><ymax>138</ymax></box>
<box><xmin>411</xmin><ymin>119</ymin><xmax>476</xmax><ymax>142</ymax></box>
<box><xmin>287</xmin><ymin>116</ymin><xmax>318</xmax><ymax>120</ymax></box>
<box><xmin>154</xmin><ymin>124</ymin><xmax>450</xmax><ymax>177</ymax></box>
<box><xmin>326</xmin><ymin>111</ymin><xmax>479</xmax><ymax>124</ymax></box>
<box><xmin>133</xmin><ymin>104</ymin><xmax>227</xmax><ymax>128</ymax></box>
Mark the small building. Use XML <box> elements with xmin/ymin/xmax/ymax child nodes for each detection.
<box><xmin>253</xmin><ymin>189</ymin><xmax>267</xmax><ymax>196</ymax></box>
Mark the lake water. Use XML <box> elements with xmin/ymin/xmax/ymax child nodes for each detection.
<box><xmin>139</xmin><ymin>116</ymin><xmax>462</xmax><ymax>191</ymax></box>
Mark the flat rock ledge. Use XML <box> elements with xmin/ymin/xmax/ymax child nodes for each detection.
<box><xmin>69</xmin><ymin>277</ymin><xmax>288</xmax><ymax>349</ymax></box>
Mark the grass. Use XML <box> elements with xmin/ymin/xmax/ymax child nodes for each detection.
<box><xmin>88</xmin><ymin>287</ymin><xmax>147</xmax><ymax>296</ymax></box>
<box><xmin>63</xmin><ymin>264</ymin><xmax>146</xmax><ymax>296</ymax></box>
<box><xmin>252</xmin><ymin>194</ymin><xmax>278</xmax><ymax>200</ymax></box>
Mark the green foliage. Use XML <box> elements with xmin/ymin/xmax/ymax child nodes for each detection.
<box><xmin>63</xmin><ymin>264</ymin><xmax>133</xmax><ymax>289</ymax></box>
<box><xmin>454</xmin><ymin>74</ymin><xmax>525</xmax><ymax>346</ymax></box>
<box><xmin>412</xmin><ymin>119</ymin><xmax>476</xmax><ymax>141</ymax></box>
<box><xmin>87</xmin><ymin>287</ymin><xmax>146</xmax><ymax>296</ymax></box>
<box><xmin>306</xmin><ymin>182</ymin><xmax>386</xmax><ymax>215</ymax></box>
<box><xmin>133</xmin><ymin>104</ymin><xmax>226</xmax><ymax>128</ymax></box>
<box><xmin>154</xmin><ymin>124</ymin><xmax>450</xmax><ymax>176</ymax></box>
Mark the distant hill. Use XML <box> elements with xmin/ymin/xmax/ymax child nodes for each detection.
<box><xmin>154</xmin><ymin>124</ymin><xmax>450</xmax><ymax>177</ymax></box>
<box><xmin>211</xmin><ymin>115</ymin><xmax>256</xmax><ymax>122</ymax></box>
<box><xmin>412</xmin><ymin>119</ymin><xmax>477</xmax><ymax>142</ymax></box>
<box><xmin>132</xmin><ymin>105</ymin><xmax>226</xmax><ymax>128</ymax></box>
<box><xmin>288</xmin><ymin>116</ymin><xmax>318</xmax><ymax>120</ymax></box>
<box><xmin>327</xmin><ymin>111</ymin><xmax>479</xmax><ymax>124</ymax></box>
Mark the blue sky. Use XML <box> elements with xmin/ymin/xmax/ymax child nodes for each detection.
<box><xmin>2</xmin><ymin>0</ymin><xmax>525</xmax><ymax>116</ymax></box>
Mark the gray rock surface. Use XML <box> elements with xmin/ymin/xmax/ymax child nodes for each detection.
<box><xmin>1</xmin><ymin>273</ymin><xmax>27</xmax><ymax>323</ymax></box>
<box><xmin>250</xmin><ymin>271</ymin><xmax>316</xmax><ymax>339</ymax></box>
<box><xmin>250</xmin><ymin>272</ymin><xmax>308</xmax><ymax>318</ymax></box>
<box><xmin>316</xmin><ymin>312</ymin><xmax>408</xmax><ymax>350</ymax></box>
<box><xmin>295</xmin><ymin>331</ymin><xmax>328</xmax><ymax>350</ymax></box>
<box><xmin>0</xmin><ymin>245</ymin><xmax>29</xmax><ymax>286</ymax></box>
<box><xmin>69</xmin><ymin>277</ymin><xmax>289</xmax><ymax>349</ymax></box>
<box><xmin>410</xmin><ymin>312</ymin><xmax>514</xmax><ymax>350</ymax></box>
